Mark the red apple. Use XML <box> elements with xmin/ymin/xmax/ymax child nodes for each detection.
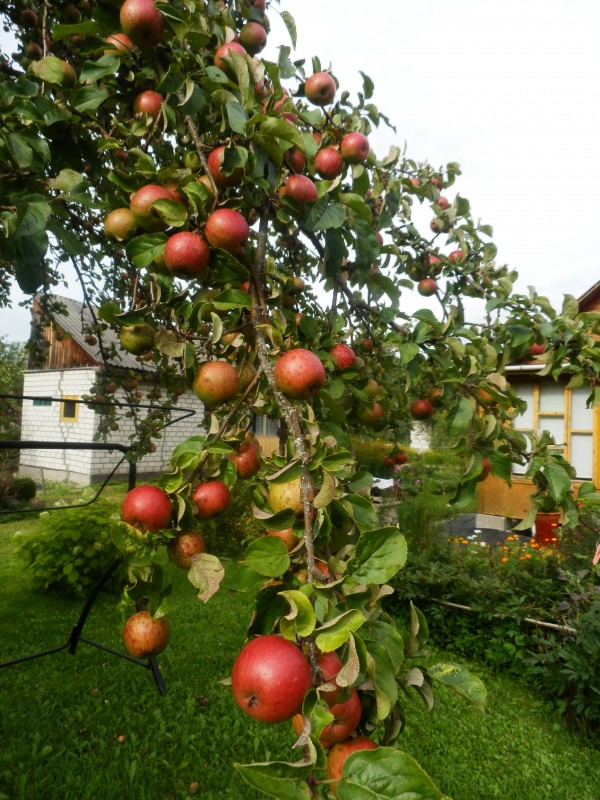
<box><xmin>20</xmin><ymin>8</ymin><xmax>39</xmax><ymax>27</ymax></box>
<box><xmin>284</xmin><ymin>147</ymin><xmax>306</xmax><ymax>173</ymax></box>
<box><xmin>204</xmin><ymin>208</ymin><xmax>249</xmax><ymax>255</ymax></box>
<box><xmin>193</xmin><ymin>360</ymin><xmax>239</xmax><ymax>406</ymax></box>
<box><xmin>207</xmin><ymin>145</ymin><xmax>245</xmax><ymax>188</ymax></box>
<box><xmin>448</xmin><ymin>249</ymin><xmax>465</xmax><ymax>264</ymax></box>
<box><xmin>164</xmin><ymin>231</ymin><xmax>210</xmax><ymax>280</ymax></box>
<box><xmin>317</xmin><ymin>650</ymin><xmax>344</xmax><ymax>706</ymax></box>
<box><xmin>274</xmin><ymin>348</ymin><xmax>326</xmax><ymax>400</ymax></box>
<box><xmin>239</xmin><ymin>21</ymin><xmax>267</xmax><ymax>54</ymax></box>
<box><xmin>214</xmin><ymin>41</ymin><xmax>246</xmax><ymax>76</ymax></box>
<box><xmin>360</xmin><ymin>338</ymin><xmax>373</xmax><ymax>353</ymax></box>
<box><xmin>383</xmin><ymin>455</ymin><xmax>394</xmax><ymax>467</ymax></box>
<box><xmin>237</xmin><ymin>361</ymin><xmax>257</xmax><ymax>392</ymax></box>
<box><xmin>104</xmin><ymin>208</ymin><xmax>137</xmax><ymax>241</ymax></box>
<box><xmin>231</xmin><ymin>635</ymin><xmax>313</xmax><ymax>723</ymax></box>
<box><xmin>229</xmin><ymin>440</ymin><xmax>261</xmax><ymax>478</ymax></box>
<box><xmin>119</xmin><ymin>0</ymin><xmax>165</xmax><ymax>49</ymax></box>
<box><xmin>130</xmin><ymin>184</ymin><xmax>174</xmax><ymax>232</ymax></box>
<box><xmin>436</xmin><ymin>195</ymin><xmax>450</xmax><ymax>210</ymax></box>
<box><xmin>395</xmin><ymin>451</ymin><xmax>408</xmax><ymax>465</ymax></box>
<box><xmin>279</xmin><ymin>175</ymin><xmax>318</xmax><ymax>211</ymax></box>
<box><xmin>417</xmin><ymin>278</ymin><xmax>437</xmax><ymax>296</ymax></box>
<box><xmin>314</xmin><ymin>146</ymin><xmax>344</xmax><ymax>180</ymax></box>
<box><xmin>409</xmin><ymin>398</ymin><xmax>433</xmax><ymax>420</ymax></box>
<box><xmin>265</xmin><ymin>527</ymin><xmax>300</xmax><ymax>551</ymax></box>
<box><xmin>305</xmin><ymin>71</ymin><xmax>336</xmax><ymax>106</ymax></box>
<box><xmin>168</xmin><ymin>530</ymin><xmax>206</xmax><ymax>568</ymax></box>
<box><xmin>480</xmin><ymin>457</ymin><xmax>492</xmax><ymax>480</ymax></box>
<box><xmin>430</xmin><ymin>176</ymin><xmax>444</xmax><ymax>189</ymax></box>
<box><xmin>357</xmin><ymin>401</ymin><xmax>382</xmax><ymax>427</ymax></box>
<box><xmin>425</xmin><ymin>253</ymin><xmax>443</xmax><ymax>275</ymax></box>
<box><xmin>327</xmin><ymin>736</ymin><xmax>378</xmax><ymax>796</ymax></box>
<box><xmin>123</xmin><ymin>610</ymin><xmax>170</xmax><ymax>658</ymax></box>
<box><xmin>528</xmin><ymin>342</ymin><xmax>546</xmax><ymax>357</ymax></box>
<box><xmin>192</xmin><ymin>480</ymin><xmax>231</xmax><ymax>519</ymax></box>
<box><xmin>104</xmin><ymin>32</ymin><xmax>135</xmax><ymax>53</ymax></box>
<box><xmin>340</xmin><ymin>132</ymin><xmax>369</xmax><ymax>164</ymax></box>
<box><xmin>292</xmin><ymin>688</ymin><xmax>361</xmax><ymax>747</ymax></box>
<box><xmin>133</xmin><ymin>90</ymin><xmax>163</xmax><ymax>120</ymax></box>
<box><xmin>330</xmin><ymin>343</ymin><xmax>356</xmax><ymax>370</ymax></box>
<box><xmin>121</xmin><ymin>485</ymin><xmax>172</xmax><ymax>533</ymax></box>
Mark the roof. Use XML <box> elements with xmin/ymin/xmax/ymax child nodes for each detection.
<box><xmin>35</xmin><ymin>294</ymin><xmax>153</xmax><ymax>372</ymax></box>
<box><xmin>577</xmin><ymin>280</ymin><xmax>600</xmax><ymax>312</ymax></box>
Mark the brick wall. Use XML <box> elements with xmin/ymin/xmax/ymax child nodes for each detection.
<box><xmin>19</xmin><ymin>369</ymin><xmax>206</xmax><ymax>484</ymax></box>
<box><xmin>410</xmin><ymin>421</ymin><xmax>431</xmax><ymax>452</ymax></box>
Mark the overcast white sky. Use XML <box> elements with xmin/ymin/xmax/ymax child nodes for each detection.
<box><xmin>2</xmin><ymin>0</ymin><xmax>599</xmax><ymax>340</ymax></box>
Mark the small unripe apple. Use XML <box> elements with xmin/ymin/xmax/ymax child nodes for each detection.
<box><xmin>268</xmin><ymin>476</ymin><xmax>309</xmax><ymax>515</ymax></box>
<box><xmin>104</xmin><ymin>208</ymin><xmax>137</xmax><ymax>241</ymax></box>
<box><xmin>119</xmin><ymin>323</ymin><xmax>155</xmax><ymax>355</ymax></box>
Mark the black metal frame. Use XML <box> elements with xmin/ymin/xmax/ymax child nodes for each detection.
<box><xmin>0</xmin><ymin>439</ymin><xmax>169</xmax><ymax>694</ymax></box>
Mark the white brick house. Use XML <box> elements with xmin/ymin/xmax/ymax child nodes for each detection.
<box><xmin>19</xmin><ymin>296</ymin><xmax>205</xmax><ymax>484</ymax></box>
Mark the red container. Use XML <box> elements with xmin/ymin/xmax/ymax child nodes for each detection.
<box><xmin>534</xmin><ymin>511</ymin><xmax>561</xmax><ymax>546</ymax></box>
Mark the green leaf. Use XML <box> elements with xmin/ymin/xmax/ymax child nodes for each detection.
<box><xmin>126</xmin><ymin>234</ymin><xmax>168</xmax><ymax>269</ymax></box>
<box><xmin>152</xmin><ymin>199</ymin><xmax>188</xmax><ymax>228</ymax></box>
<box><xmin>561</xmin><ymin>294</ymin><xmax>579</xmax><ymax>319</ymax></box>
<box><xmin>348</xmin><ymin>467</ymin><xmax>373</xmax><ymax>494</ymax></box>
<box><xmin>338</xmin><ymin>748</ymin><xmax>442</xmax><ymax>800</ymax></box>
<box><xmin>72</xmin><ymin>86</ymin><xmax>109</xmax><ymax>112</ymax></box>
<box><xmin>212</xmin><ymin>289</ymin><xmax>252</xmax><ymax>310</ymax></box>
<box><xmin>155</xmin><ymin>330</ymin><xmax>185</xmax><ymax>357</ymax></box>
<box><xmin>15</xmin><ymin>201</ymin><xmax>51</xmax><ymax>238</ymax></box>
<box><xmin>280</xmin><ymin>10</ymin><xmax>298</xmax><ymax>48</ymax></box>
<box><xmin>314</xmin><ymin>609</ymin><xmax>366</xmax><ymax>652</ymax></box>
<box><xmin>30</xmin><ymin>56</ymin><xmax>69</xmax><ymax>85</ymax></box>
<box><xmin>259</xmin><ymin>117</ymin><xmax>305</xmax><ymax>150</ymax></box>
<box><xmin>540</xmin><ymin>462</ymin><xmax>573</xmax><ymax>504</ymax></box>
<box><xmin>234</xmin><ymin>760</ymin><xmax>312</xmax><ymax>799</ymax></box>
<box><xmin>305</xmin><ymin>198</ymin><xmax>346</xmax><ymax>231</ymax></box>
<box><xmin>343</xmin><ymin>494</ymin><xmax>378</xmax><ymax>531</ymax></box>
<box><xmin>447</xmin><ymin>395</ymin><xmax>475</xmax><ymax>436</ymax></box>
<box><xmin>427</xmin><ymin>663</ymin><xmax>487</xmax><ymax>710</ymax></box>
<box><xmin>241</xmin><ymin>536</ymin><xmax>290</xmax><ymax>578</ymax></box>
<box><xmin>226</xmin><ymin>101</ymin><xmax>248</xmax><ymax>134</ymax></box>
<box><xmin>349</xmin><ymin>528</ymin><xmax>407</xmax><ymax>584</ymax></box>
<box><xmin>6</xmin><ymin>133</ymin><xmax>33</xmax><ymax>168</ymax></box>
<box><xmin>52</xmin><ymin>20</ymin><xmax>99</xmax><ymax>41</ymax></box>
<box><xmin>279</xmin><ymin>590</ymin><xmax>317</xmax><ymax>639</ymax></box>
<box><xmin>313</xmin><ymin>471</ymin><xmax>337</xmax><ymax>510</ymax></box>
<box><xmin>364</xmin><ymin>639</ymin><xmax>398</xmax><ymax>719</ymax></box>
<box><xmin>187</xmin><ymin>553</ymin><xmax>225</xmax><ymax>603</ymax></box>
<box><xmin>359</xmin><ymin>71</ymin><xmax>374</xmax><ymax>100</ymax></box>
<box><xmin>48</xmin><ymin>168</ymin><xmax>86</xmax><ymax>194</ymax></box>
<box><xmin>79</xmin><ymin>55</ymin><xmax>120</xmax><ymax>83</ymax></box>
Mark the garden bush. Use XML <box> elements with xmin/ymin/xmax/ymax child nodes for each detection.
<box><xmin>389</xmin><ymin>521</ymin><xmax>600</xmax><ymax>733</ymax></box>
<box><xmin>16</xmin><ymin>499</ymin><xmax>125</xmax><ymax>597</ymax></box>
<box><xmin>0</xmin><ymin>473</ymin><xmax>36</xmax><ymax>510</ymax></box>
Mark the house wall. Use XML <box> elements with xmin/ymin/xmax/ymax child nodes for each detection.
<box><xmin>19</xmin><ymin>369</ymin><xmax>206</xmax><ymax>484</ymax></box>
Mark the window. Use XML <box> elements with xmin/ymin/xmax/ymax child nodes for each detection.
<box><xmin>253</xmin><ymin>415</ymin><xmax>279</xmax><ymax>437</ymax></box>
<box><xmin>60</xmin><ymin>396</ymin><xmax>78</xmax><ymax>422</ymax></box>
<box><xmin>32</xmin><ymin>398</ymin><xmax>52</xmax><ymax>407</ymax></box>
<box><xmin>513</xmin><ymin>381</ymin><xmax>595</xmax><ymax>480</ymax></box>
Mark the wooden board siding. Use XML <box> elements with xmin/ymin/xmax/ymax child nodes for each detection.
<box><xmin>42</xmin><ymin>324</ymin><xmax>98</xmax><ymax>370</ymax></box>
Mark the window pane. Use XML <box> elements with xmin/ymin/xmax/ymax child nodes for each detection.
<box><xmin>62</xmin><ymin>400</ymin><xmax>77</xmax><ymax>419</ymax></box>
<box><xmin>570</xmin><ymin>433</ymin><xmax>593</xmax><ymax>479</ymax></box>
<box><xmin>264</xmin><ymin>417</ymin><xmax>279</xmax><ymax>436</ymax></box>
<box><xmin>539</xmin><ymin>383</ymin><xmax>565</xmax><ymax>413</ymax></box>
<box><xmin>538</xmin><ymin>415</ymin><xmax>565</xmax><ymax>444</ymax></box>
<box><xmin>514</xmin><ymin>383</ymin><xmax>534</xmax><ymax>428</ymax></box>
<box><xmin>570</xmin><ymin>387</ymin><xmax>594</xmax><ymax>431</ymax></box>
<box><xmin>32</xmin><ymin>398</ymin><xmax>52</xmax><ymax>407</ymax></box>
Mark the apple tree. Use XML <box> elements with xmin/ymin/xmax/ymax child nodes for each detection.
<box><xmin>1</xmin><ymin>0</ymin><xmax>599</xmax><ymax>796</ymax></box>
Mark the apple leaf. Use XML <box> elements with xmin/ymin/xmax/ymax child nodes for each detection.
<box><xmin>212</xmin><ymin>288</ymin><xmax>252</xmax><ymax>310</ymax></box>
<box><xmin>265</xmin><ymin>460</ymin><xmax>303</xmax><ymax>484</ymax></box>
<box><xmin>240</xmin><ymin>536</ymin><xmax>290</xmax><ymax>578</ymax></box>
<box><xmin>252</xmin><ymin>505</ymin><xmax>297</xmax><ymax>530</ymax></box>
<box><xmin>126</xmin><ymin>233</ymin><xmax>168</xmax><ymax>269</ymax></box>
<box><xmin>405</xmin><ymin>602</ymin><xmax>430</xmax><ymax>658</ymax></box>
<box><xmin>280</xmin><ymin>10</ymin><xmax>297</xmax><ymax>48</ymax></box>
<box><xmin>234</xmin><ymin>759</ymin><xmax>312</xmax><ymax>800</ymax></box>
<box><xmin>347</xmin><ymin>528</ymin><xmax>407</xmax><ymax>584</ymax></box>
<box><xmin>427</xmin><ymin>663</ymin><xmax>487</xmax><ymax>711</ymax></box>
<box><xmin>342</xmin><ymin>494</ymin><xmax>378</xmax><ymax>531</ymax></box>
<box><xmin>152</xmin><ymin>199</ymin><xmax>188</xmax><ymax>228</ymax></box>
<box><xmin>304</xmin><ymin>197</ymin><xmax>347</xmax><ymax>231</ymax></box>
<box><xmin>338</xmin><ymin>748</ymin><xmax>443</xmax><ymax>800</ymax></box>
<box><xmin>30</xmin><ymin>56</ymin><xmax>69</xmax><ymax>85</ymax></box>
<box><xmin>368</xmin><ymin>620</ymin><xmax>405</xmax><ymax>673</ymax></box>
<box><xmin>259</xmin><ymin>117</ymin><xmax>305</xmax><ymax>150</ymax></box>
<box><xmin>155</xmin><ymin>330</ymin><xmax>185</xmax><ymax>358</ymax></box>
<box><xmin>279</xmin><ymin>589</ymin><xmax>316</xmax><ymax>639</ymax></box>
<box><xmin>363</xmin><ymin>639</ymin><xmax>398</xmax><ymax>720</ymax></box>
<box><xmin>314</xmin><ymin>609</ymin><xmax>366</xmax><ymax>652</ymax></box>
<box><xmin>336</xmin><ymin>633</ymin><xmax>361</xmax><ymax>688</ymax></box>
<box><xmin>247</xmin><ymin>583</ymin><xmax>290</xmax><ymax>637</ymax></box>
<box><xmin>313</xmin><ymin>471</ymin><xmax>337</xmax><ymax>509</ymax></box>
<box><xmin>187</xmin><ymin>553</ymin><xmax>224</xmax><ymax>603</ymax></box>
<box><xmin>446</xmin><ymin>395</ymin><xmax>475</xmax><ymax>436</ymax></box>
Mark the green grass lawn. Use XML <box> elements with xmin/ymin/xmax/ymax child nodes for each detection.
<box><xmin>1</xmin><ymin>508</ymin><xmax>599</xmax><ymax>800</ymax></box>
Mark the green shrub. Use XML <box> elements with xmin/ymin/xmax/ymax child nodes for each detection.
<box><xmin>0</xmin><ymin>473</ymin><xmax>37</xmax><ymax>510</ymax></box>
<box><xmin>352</xmin><ymin>435</ymin><xmax>395</xmax><ymax>476</ymax></box>
<box><xmin>16</xmin><ymin>500</ymin><xmax>125</xmax><ymax>597</ymax></box>
<box><xmin>11</xmin><ymin>476</ymin><xmax>37</xmax><ymax>502</ymax></box>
